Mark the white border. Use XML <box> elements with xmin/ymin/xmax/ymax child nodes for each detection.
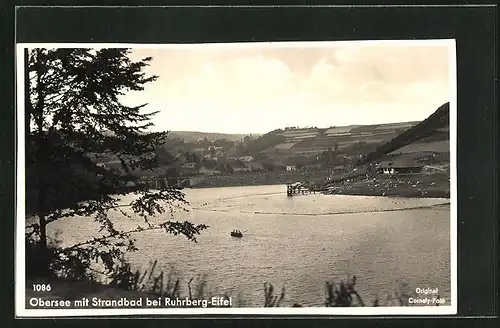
<box><xmin>15</xmin><ymin>40</ymin><xmax>457</xmax><ymax>317</ymax></box>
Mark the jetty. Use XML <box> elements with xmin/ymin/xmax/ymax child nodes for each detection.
<box><xmin>286</xmin><ymin>182</ymin><xmax>320</xmax><ymax>196</ymax></box>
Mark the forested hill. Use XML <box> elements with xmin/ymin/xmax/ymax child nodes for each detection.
<box><xmin>359</xmin><ymin>102</ymin><xmax>450</xmax><ymax>165</ymax></box>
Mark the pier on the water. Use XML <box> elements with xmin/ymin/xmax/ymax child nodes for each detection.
<box><xmin>286</xmin><ymin>182</ymin><xmax>316</xmax><ymax>196</ymax></box>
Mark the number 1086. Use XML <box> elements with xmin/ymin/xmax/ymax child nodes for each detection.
<box><xmin>32</xmin><ymin>284</ymin><xmax>52</xmax><ymax>292</ymax></box>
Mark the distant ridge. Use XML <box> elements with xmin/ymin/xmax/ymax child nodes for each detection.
<box><xmin>167</xmin><ymin>131</ymin><xmax>249</xmax><ymax>142</ymax></box>
<box><xmin>162</xmin><ymin>109</ymin><xmax>448</xmax><ymax>159</ymax></box>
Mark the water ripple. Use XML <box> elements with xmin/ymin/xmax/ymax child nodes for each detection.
<box><xmin>46</xmin><ymin>185</ymin><xmax>451</xmax><ymax>307</ymax></box>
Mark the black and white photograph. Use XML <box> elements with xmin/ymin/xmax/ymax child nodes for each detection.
<box><xmin>16</xmin><ymin>40</ymin><xmax>457</xmax><ymax>316</ymax></box>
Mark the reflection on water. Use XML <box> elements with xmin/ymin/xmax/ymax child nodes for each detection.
<box><xmin>47</xmin><ymin>185</ymin><xmax>451</xmax><ymax>307</ymax></box>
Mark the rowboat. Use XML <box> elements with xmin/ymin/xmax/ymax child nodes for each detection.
<box><xmin>230</xmin><ymin>231</ymin><xmax>243</xmax><ymax>238</ymax></box>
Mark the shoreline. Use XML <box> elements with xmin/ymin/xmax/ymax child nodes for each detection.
<box><xmin>188</xmin><ymin>170</ymin><xmax>331</xmax><ymax>189</ymax></box>
<box><xmin>324</xmin><ymin>187</ymin><xmax>450</xmax><ymax>199</ymax></box>
<box><xmin>187</xmin><ymin>171</ymin><xmax>450</xmax><ymax>199</ymax></box>
<box><xmin>324</xmin><ymin>171</ymin><xmax>450</xmax><ymax>199</ymax></box>
<box><xmin>190</xmin><ymin>184</ymin><xmax>450</xmax><ymax>199</ymax></box>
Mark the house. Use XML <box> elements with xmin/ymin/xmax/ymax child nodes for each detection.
<box><xmin>332</xmin><ymin>165</ymin><xmax>345</xmax><ymax>172</ymax></box>
<box><xmin>301</xmin><ymin>163</ymin><xmax>322</xmax><ymax>171</ymax></box>
<box><xmin>203</xmin><ymin>155</ymin><xmax>218</xmax><ymax>161</ymax></box>
<box><xmin>232</xmin><ymin>166</ymin><xmax>252</xmax><ymax>173</ymax></box>
<box><xmin>218</xmin><ymin>158</ymin><xmax>249</xmax><ymax>172</ymax></box>
<box><xmin>174</xmin><ymin>153</ymin><xmax>188</xmax><ymax>165</ymax></box>
<box><xmin>286</xmin><ymin>165</ymin><xmax>297</xmax><ymax>172</ymax></box>
<box><xmin>181</xmin><ymin>161</ymin><xmax>197</xmax><ymax>168</ymax></box>
<box><xmin>215</xmin><ymin>163</ymin><xmax>234</xmax><ymax>174</ymax></box>
<box><xmin>376</xmin><ymin>159</ymin><xmax>423</xmax><ymax>175</ymax></box>
<box><xmin>199</xmin><ymin>166</ymin><xmax>218</xmax><ymax>176</ymax></box>
<box><xmin>192</xmin><ymin>148</ymin><xmax>206</xmax><ymax>155</ymax></box>
<box><xmin>247</xmin><ymin>161</ymin><xmax>264</xmax><ymax>172</ymax></box>
<box><xmin>238</xmin><ymin>156</ymin><xmax>254</xmax><ymax>162</ymax></box>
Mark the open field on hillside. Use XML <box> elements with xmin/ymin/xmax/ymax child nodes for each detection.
<box><xmin>389</xmin><ymin>141</ymin><xmax>450</xmax><ymax>155</ymax></box>
<box><xmin>257</xmin><ymin>122</ymin><xmax>422</xmax><ymax>156</ymax></box>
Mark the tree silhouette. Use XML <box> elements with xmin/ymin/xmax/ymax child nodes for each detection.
<box><xmin>334</xmin><ymin>142</ymin><xmax>340</xmax><ymax>153</ymax></box>
<box><xmin>24</xmin><ymin>48</ymin><xmax>207</xmax><ymax>279</ymax></box>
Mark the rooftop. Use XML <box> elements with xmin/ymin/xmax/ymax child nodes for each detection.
<box><xmin>377</xmin><ymin>159</ymin><xmax>422</xmax><ymax>169</ymax></box>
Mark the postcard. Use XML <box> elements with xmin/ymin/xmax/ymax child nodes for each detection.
<box><xmin>16</xmin><ymin>39</ymin><xmax>457</xmax><ymax>317</ymax></box>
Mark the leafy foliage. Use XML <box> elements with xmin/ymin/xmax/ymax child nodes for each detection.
<box><xmin>109</xmin><ymin>260</ymin><xmax>232</xmax><ymax>308</ymax></box>
<box><xmin>263</xmin><ymin>282</ymin><xmax>285</xmax><ymax>307</ymax></box>
<box><xmin>25</xmin><ymin>48</ymin><xmax>208</xmax><ymax>279</ymax></box>
<box><xmin>109</xmin><ymin>260</ymin><xmax>183</xmax><ymax>298</ymax></box>
<box><xmin>325</xmin><ymin>276</ymin><xmax>365</xmax><ymax>307</ymax></box>
<box><xmin>236</xmin><ymin>131</ymin><xmax>286</xmax><ymax>156</ymax></box>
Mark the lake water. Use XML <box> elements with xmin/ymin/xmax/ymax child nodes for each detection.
<box><xmin>46</xmin><ymin>185</ymin><xmax>451</xmax><ymax>307</ymax></box>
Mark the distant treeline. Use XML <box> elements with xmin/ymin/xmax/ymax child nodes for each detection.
<box><xmin>191</xmin><ymin>169</ymin><xmax>333</xmax><ymax>189</ymax></box>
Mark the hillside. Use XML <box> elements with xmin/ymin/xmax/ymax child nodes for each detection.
<box><xmin>145</xmin><ymin>103</ymin><xmax>450</xmax><ymax>180</ymax></box>
<box><xmin>359</xmin><ymin>102</ymin><xmax>450</xmax><ymax>165</ymax></box>
<box><xmin>243</xmin><ymin>121</ymin><xmax>420</xmax><ymax>158</ymax></box>
<box><xmin>167</xmin><ymin>131</ymin><xmax>249</xmax><ymax>143</ymax></box>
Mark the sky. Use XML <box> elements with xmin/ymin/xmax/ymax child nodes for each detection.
<box><xmin>121</xmin><ymin>41</ymin><xmax>454</xmax><ymax>134</ymax></box>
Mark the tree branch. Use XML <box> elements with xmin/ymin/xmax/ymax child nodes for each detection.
<box><xmin>62</xmin><ymin>220</ymin><xmax>208</xmax><ymax>252</ymax></box>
